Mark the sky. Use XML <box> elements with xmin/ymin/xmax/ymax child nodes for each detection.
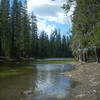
<box><xmin>27</xmin><ymin>0</ymin><xmax>75</xmax><ymax>36</ymax></box>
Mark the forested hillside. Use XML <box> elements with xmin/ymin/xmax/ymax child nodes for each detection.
<box><xmin>0</xmin><ymin>0</ymin><xmax>72</xmax><ymax>60</ymax></box>
<box><xmin>63</xmin><ymin>0</ymin><xmax>100</xmax><ymax>62</ymax></box>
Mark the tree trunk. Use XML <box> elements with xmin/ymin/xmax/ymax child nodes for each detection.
<box><xmin>95</xmin><ymin>47</ymin><xmax>100</xmax><ymax>63</ymax></box>
<box><xmin>0</xmin><ymin>39</ymin><xmax>1</xmax><ymax>56</ymax></box>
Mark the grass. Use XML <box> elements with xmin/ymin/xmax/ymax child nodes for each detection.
<box><xmin>0</xmin><ymin>70</ymin><xmax>18</xmax><ymax>77</ymax></box>
<box><xmin>34</xmin><ymin>58</ymin><xmax>75</xmax><ymax>64</ymax></box>
<box><xmin>0</xmin><ymin>58</ymin><xmax>75</xmax><ymax>78</ymax></box>
<box><xmin>0</xmin><ymin>66</ymin><xmax>33</xmax><ymax>78</ymax></box>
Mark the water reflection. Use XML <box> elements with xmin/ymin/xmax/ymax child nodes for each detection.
<box><xmin>25</xmin><ymin>64</ymin><xmax>72</xmax><ymax>100</ymax></box>
<box><xmin>0</xmin><ymin>64</ymin><xmax>73</xmax><ymax>100</ymax></box>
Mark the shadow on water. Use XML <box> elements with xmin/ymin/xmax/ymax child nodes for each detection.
<box><xmin>0</xmin><ymin>64</ymin><xmax>75</xmax><ymax>100</ymax></box>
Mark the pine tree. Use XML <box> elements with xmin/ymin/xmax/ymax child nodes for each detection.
<box><xmin>38</xmin><ymin>31</ymin><xmax>49</xmax><ymax>58</ymax></box>
<box><xmin>55</xmin><ymin>31</ymin><xmax>62</xmax><ymax>57</ymax></box>
<box><xmin>30</xmin><ymin>13</ymin><xmax>38</xmax><ymax>58</ymax></box>
<box><xmin>62</xmin><ymin>35</ymin><xmax>67</xmax><ymax>57</ymax></box>
<box><xmin>63</xmin><ymin>0</ymin><xmax>100</xmax><ymax>61</ymax></box>
<box><xmin>0</xmin><ymin>0</ymin><xmax>11</xmax><ymax>57</ymax></box>
<box><xmin>50</xmin><ymin>31</ymin><xmax>56</xmax><ymax>57</ymax></box>
<box><xmin>11</xmin><ymin>0</ymin><xmax>21</xmax><ymax>58</ymax></box>
<box><xmin>22</xmin><ymin>0</ymin><xmax>31</xmax><ymax>58</ymax></box>
<box><xmin>0</xmin><ymin>1</ymin><xmax>2</xmax><ymax>56</ymax></box>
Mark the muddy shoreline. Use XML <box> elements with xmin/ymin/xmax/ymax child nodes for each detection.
<box><xmin>64</xmin><ymin>62</ymin><xmax>100</xmax><ymax>100</ymax></box>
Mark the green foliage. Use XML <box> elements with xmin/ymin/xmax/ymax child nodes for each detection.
<box><xmin>0</xmin><ymin>0</ymin><xmax>72</xmax><ymax>59</ymax></box>
<box><xmin>31</xmin><ymin>13</ymin><xmax>38</xmax><ymax>57</ymax></box>
<box><xmin>63</xmin><ymin>0</ymin><xmax>100</xmax><ymax>57</ymax></box>
<box><xmin>0</xmin><ymin>0</ymin><xmax>11</xmax><ymax>57</ymax></box>
<box><xmin>35</xmin><ymin>29</ymin><xmax>72</xmax><ymax>58</ymax></box>
<box><xmin>0</xmin><ymin>0</ymin><xmax>37</xmax><ymax>59</ymax></box>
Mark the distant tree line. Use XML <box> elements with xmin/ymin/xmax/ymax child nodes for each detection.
<box><xmin>63</xmin><ymin>0</ymin><xmax>100</xmax><ymax>62</ymax></box>
<box><xmin>0</xmin><ymin>0</ymin><xmax>72</xmax><ymax>60</ymax></box>
<box><xmin>37</xmin><ymin>30</ymin><xmax>72</xmax><ymax>58</ymax></box>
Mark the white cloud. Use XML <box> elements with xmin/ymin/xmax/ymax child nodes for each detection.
<box><xmin>27</xmin><ymin>0</ymin><xmax>67</xmax><ymax>23</ymax></box>
<box><xmin>37</xmin><ymin>19</ymin><xmax>56</xmax><ymax>36</ymax></box>
<box><xmin>27</xmin><ymin>0</ymin><xmax>74</xmax><ymax>35</ymax></box>
<box><xmin>31</xmin><ymin>4</ymin><xmax>63</xmax><ymax>17</ymax></box>
<box><xmin>67</xmin><ymin>4</ymin><xmax>76</xmax><ymax>17</ymax></box>
<box><xmin>28</xmin><ymin>0</ymin><xmax>66</xmax><ymax>9</ymax></box>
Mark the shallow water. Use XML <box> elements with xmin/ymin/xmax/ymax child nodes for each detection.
<box><xmin>0</xmin><ymin>64</ymin><xmax>74</xmax><ymax>100</ymax></box>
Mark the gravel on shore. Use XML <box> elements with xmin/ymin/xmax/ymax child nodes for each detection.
<box><xmin>64</xmin><ymin>62</ymin><xmax>100</xmax><ymax>100</ymax></box>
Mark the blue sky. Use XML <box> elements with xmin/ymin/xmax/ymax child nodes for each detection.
<box><xmin>43</xmin><ymin>20</ymin><xmax>72</xmax><ymax>36</ymax></box>
<box><xmin>27</xmin><ymin>0</ymin><xmax>75</xmax><ymax>36</ymax></box>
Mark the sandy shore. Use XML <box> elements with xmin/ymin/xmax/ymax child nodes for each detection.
<box><xmin>64</xmin><ymin>62</ymin><xmax>100</xmax><ymax>100</ymax></box>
